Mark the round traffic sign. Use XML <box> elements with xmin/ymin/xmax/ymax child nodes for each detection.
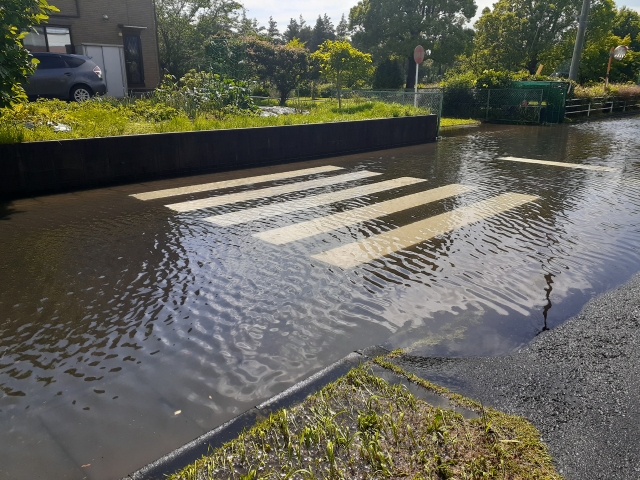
<box><xmin>414</xmin><ymin>45</ymin><xmax>425</xmax><ymax>64</ymax></box>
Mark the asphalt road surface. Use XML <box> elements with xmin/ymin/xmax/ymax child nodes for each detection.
<box><xmin>391</xmin><ymin>270</ymin><xmax>640</xmax><ymax>480</ymax></box>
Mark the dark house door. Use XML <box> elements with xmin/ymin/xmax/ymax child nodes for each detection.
<box><xmin>123</xmin><ymin>34</ymin><xmax>145</xmax><ymax>87</ymax></box>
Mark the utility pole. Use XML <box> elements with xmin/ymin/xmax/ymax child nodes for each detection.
<box><xmin>568</xmin><ymin>0</ymin><xmax>590</xmax><ymax>81</ymax></box>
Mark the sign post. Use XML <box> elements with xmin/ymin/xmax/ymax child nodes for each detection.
<box><xmin>604</xmin><ymin>45</ymin><xmax>628</xmax><ymax>91</ymax></box>
<box><xmin>413</xmin><ymin>45</ymin><xmax>426</xmax><ymax>107</ymax></box>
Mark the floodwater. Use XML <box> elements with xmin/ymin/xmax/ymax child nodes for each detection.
<box><xmin>1</xmin><ymin>117</ymin><xmax>639</xmax><ymax>479</ymax></box>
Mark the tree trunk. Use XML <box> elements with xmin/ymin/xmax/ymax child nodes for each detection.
<box><xmin>279</xmin><ymin>91</ymin><xmax>288</xmax><ymax>106</ymax></box>
<box><xmin>405</xmin><ymin>56</ymin><xmax>417</xmax><ymax>89</ymax></box>
<box><xmin>337</xmin><ymin>71</ymin><xmax>341</xmax><ymax>109</ymax></box>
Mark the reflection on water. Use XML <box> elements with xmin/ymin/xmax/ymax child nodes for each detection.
<box><xmin>1</xmin><ymin>117</ymin><xmax>639</xmax><ymax>479</ymax></box>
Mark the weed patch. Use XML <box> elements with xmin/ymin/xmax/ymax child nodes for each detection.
<box><xmin>169</xmin><ymin>362</ymin><xmax>561</xmax><ymax>480</ymax></box>
<box><xmin>0</xmin><ymin>98</ymin><xmax>440</xmax><ymax>145</ymax></box>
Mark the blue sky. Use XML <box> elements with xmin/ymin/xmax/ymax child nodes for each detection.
<box><xmin>243</xmin><ymin>0</ymin><xmax>640</xmax><ymax>34</ymax></box>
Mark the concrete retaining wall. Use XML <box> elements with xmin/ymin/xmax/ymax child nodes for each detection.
<box><xmin>0</xmin><ymin>115</ymin><xmax>437</xmax><ymax>199</ymax></box>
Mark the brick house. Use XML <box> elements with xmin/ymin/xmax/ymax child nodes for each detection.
<box><xmin>22</xmin><ymin>0</ymin><xmax>161</xmax><ymax>97</ymax></box>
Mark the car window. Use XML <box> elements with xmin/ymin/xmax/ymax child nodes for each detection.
<box><xmin>34</xmin><ymin>55</ymin><xmax>66</xmax><ymax>69</ymax></box>
<box><xmin>64</xmin><ymin>57</ymin><xmax>86</xmax><ymax>68</ymax></box>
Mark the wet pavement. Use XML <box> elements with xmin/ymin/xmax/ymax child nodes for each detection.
<box><xmin>1</xmin><ymin>117</ymin><xmax>639</xmax><ymax>479</ymax></box>
<box><xmin>390</xmin><ymin>270</ymin><xmax>640</xmax><ymax>479</ymax></box>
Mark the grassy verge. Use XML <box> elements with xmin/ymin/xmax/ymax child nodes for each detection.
<box><xmin>440</xmin><ymin>118</ymin><xmax>479</xmax><ymax>128</ymax></box>
<box><xmin>169</xmin><ymin>360</ymin><xmax>560</xmax><ymax>480</ymax></box>
<box><xmin>0</xmin><ymin>99</ymin><xmax>443</xmax><ymax>145</ymax></box>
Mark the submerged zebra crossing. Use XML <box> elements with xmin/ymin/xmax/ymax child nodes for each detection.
<box><xmin>132</xmin><ymin>165</ymin><xmax>538</xmax><ymax>268</ymax></box>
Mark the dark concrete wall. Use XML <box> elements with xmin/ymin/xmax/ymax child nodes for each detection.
<box><xmin>0</xmin><ymin>115</ymin><xmax>437</xmax><ymax>199</ymax></box>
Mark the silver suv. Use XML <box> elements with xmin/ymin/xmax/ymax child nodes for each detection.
<box><xmin>24</xmin><ymin>52</ymin><xmax>107</xmax><ymax>102</ymax></box>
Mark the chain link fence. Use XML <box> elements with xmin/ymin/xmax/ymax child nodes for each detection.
<box><xmin>443</xmin><ymin>88</ymin><xmax>545</xmax><ymax>124</ymax></box>
<box><xmin>340</xmin><ymin>90</ymin><xmax>443</xmax><ymax>123</ymax></box>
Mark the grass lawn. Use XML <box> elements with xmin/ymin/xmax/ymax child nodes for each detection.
<box><xmin>169</xmin><ymin>358</ymin><xmax>560</xmax><ymax>480</ymax></box>
<box><xmin>0</xmin><ymin>98</ymin><xmax>476</xmax><ymax>144</ymax></box>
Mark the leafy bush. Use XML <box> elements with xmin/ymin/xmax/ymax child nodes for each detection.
<box><xmin>317</xmin><ymin>84</ymin><xmax>335</xmax><ymax>98</ymax></box>
<box><xmin>153</xmin><ymin>71</ymin><xmax>257</xmax><ymax>118</ymax></box>
<box><xmin>441</xmin><ymin>70</ymin><xmax>476</xmax><ymax>117</ymax></box>
<box><xmin>475</xmin><ymin>69</ymin><xmax>516</xmax><ymax>89</ymax></box>
<box><xmin>572</xmin><ymin>83</ymin><xmax>640</xmax><ymax>99</ymax></box>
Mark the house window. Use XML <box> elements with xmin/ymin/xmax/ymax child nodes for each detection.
<box><xmin>23</xmin><ymin>26</ymin><xmax>72</xmax><ymax>53</ymax></box>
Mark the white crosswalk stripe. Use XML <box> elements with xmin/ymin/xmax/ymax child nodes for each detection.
<box><xmin>311</xmin><ymin>193</ymin><xmax>538</xmax><ymax>268</ymax></box>
<box><xmin>165</xmin><ymin>171</ymin><xmax>382</xmax><ymax>212</ymax></box>
<box><xmin>131</xmin><ymin>165</ymin><xmax>344</xmax><ymax>200</ymax></box>
<box><xmin>496</xmin><ymin>156</ymin><xmax>617</xmax><ymax>172</ymax></box>
<box><xmin>254</xmin><ymin>184</ymin><xmax>475</xmax><ymax>244</ymax></box>
<box><xmin>131</xmin><ymin>165</ymin><xmax>543</xmax><ymax>268</ymax></box>
<box><xmin>205</xmin><ymin>177</ymin><xmax>427</xmax><ymax>226</ymax></box>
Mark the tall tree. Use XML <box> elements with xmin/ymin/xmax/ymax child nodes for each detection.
<box><xmin>1</xmin><ymin>0</ymin><xmax>57</xmax><ymax>106</ymax></box>
<box><xmin>613</xmin><ymin>7</ymin><xmax>640</xmax><ymax>50</ymax></box>
<box><xmin>349</xmin><ymin>0</ymin><xmax>476</xmax><ymax>88</ymax></box>
<box><xmin>311</xmin><ymin>40</ymin><xmax>373</xmax><ymax>107</ymax></box>
<box><xmin>536</xmin><ymin>0</ymin><xmax>640</xmax><ymax>81</ymax></box>
<box><xmin>283</xmin><ymin>16</ymin><xmax>313</xmax><ymax>45</ymax></box>
<box><xmin>310</xmin><ymin>14</ymin><xmax>336</xmax><ymax>51</ymax></box>
<box><xmin>237</xmin><ymin>9</ymin><xmax>265</xmax><ymax>36</ymax></box>
<box><xmin>336</xmin><ymin>14</ymin><xmax>349</xmax><ymax>39</ymax></box>
<box><xmin>155</xmin><ymin>0</ymin><xmax>244</xmax><ymax>78</ymax></box>
<box><xmin>246</xmin><ymin>38</ymin><xmax>309</xmax><ymax>105</ymax></box>
<box><xmin>267</xmin><ymin>16</ymin><xmax>282</xmax><ymax>43</ymax></box>
<box><xmin>472</xmin><ymin>0</ymin><xmax>582</xmax><ymax>74</ymax></box>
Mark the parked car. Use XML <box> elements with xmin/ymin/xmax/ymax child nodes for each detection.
<box><xmin>24</xmin><ymin>52</ymin><xmax>107</xmax><ymax>102</ymax></box>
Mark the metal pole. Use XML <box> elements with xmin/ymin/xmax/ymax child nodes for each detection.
<box><xmin>414</xmin><ymin>62</ymin><xmax>419</xmax><ymax>107</ymax></box>
<box><xmin>569</xmin><ymin>0</ymin><xmax>590</xmax><ymax>81</ymax></box>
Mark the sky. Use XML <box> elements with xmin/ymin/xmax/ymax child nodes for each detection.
<box><xmin>242</xmin><ymin>0</ymin><xmax>640</xmax><ymax>34</ymax></box>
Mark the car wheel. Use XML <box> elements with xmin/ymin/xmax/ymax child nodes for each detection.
<box><xmin>71</xmin><ymin>85</ymin><xmax>93</xmax><ymax>102</ymax></box>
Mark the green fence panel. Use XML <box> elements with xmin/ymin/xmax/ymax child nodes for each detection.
<box><xmin>511</xmin><ymin>81</ymin><xmax>570</xmax><ymax>123</ymax></box>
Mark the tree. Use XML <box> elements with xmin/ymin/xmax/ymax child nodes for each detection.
<box><xmin>205</xmin><ymin>33</ymin><xmax>253</xmax><ymax>80</ymax></box>
<box><xmin>336</xmin><ymin>14</ymin><xmax>349</xmax><ymax>40</ymax></box>
<box><xmin>267</xmin><ymin>16</ymin><xmax>282</xmax><ymax>43</ymax></box>
<box><xmin>246</xmin><ymin>38</ymin><xmax>309</xmax><ymax>105</ymax></box>
<box><xmin>1</xmin><ymin>0</ymin><xmax>57</xmax><ymax>107</ymax></box>
<box><xmin>472</xmin><ymin>0</ymin><xmax>582</xmax><ymax>74</ymax></box>
<box><xmin>537</xmin><ymin>0</ymin><xmax>640</xmax><ymax>82</ymax></box>
<box><xmin>237</xmin><ymin>10</ymin><xmax>265</xmax><ymax>36</ymax></box>
<box><xmin>311</xmin><ymin>40</ymin><xmax>373</xmax><ymax>107</ymax></box>
<box><xmin>613</xmin><ymin>7</ymin><xmax>640</xmax><ymax>51</ymax></box>
<box><xmin>283</xmin><ymin>16</ymin><xmax>313</xmax><ymax>45</ymax></box>
<box><xmin>155</xmin><ymin>0</ymin><xmax>243</xmax><ymax>78</ymax></box>
<box><xmin>310</xmin><ymin>14</ymin><xmax>336</xmax><ymax>51</ymax></box>
<box><xmin>349</xmin><ymin>0</ymin><xmax>476</xmax><ymax>88</ymax></box>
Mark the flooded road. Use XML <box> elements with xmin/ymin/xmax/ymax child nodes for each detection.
<box><xmin>1</xmin><ymin>117</ymin><xmax>639</xmax><ymax>479</ymax></box>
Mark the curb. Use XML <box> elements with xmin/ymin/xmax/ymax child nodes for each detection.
<box><xmin>123</xmin><ymin>351</ymin><xmax>366</xmax><ymax>480</ymax></box>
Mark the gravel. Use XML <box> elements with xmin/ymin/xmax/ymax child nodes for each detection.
<box><xmin>391</xmin><ymin>273</ymin><xmax>640</xmax><ymax>480</ymax></box>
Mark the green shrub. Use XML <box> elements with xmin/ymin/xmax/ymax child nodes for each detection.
<box><xmin>475</xmin><ymin>69</ymin><xmax>515</xmax><ymax>89</ymax></box>
<box><xmin>441</xmin><ymin>71</ymin><xmax>477</xmax><ymax>118</ymax></box>
<box><xmin>153</xmin><ymin>71</ymin><xmax>257</xmax><ymax>118</ymax></box>
<box><xmin>317</xmin><ymin>83</ymin><xmax>334</xmax><ymax>98</ymax></box>
<box><xmin>373</xmin><ymin>59</ymin><xmax>404</xmax><ymax>90</ymax></box>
